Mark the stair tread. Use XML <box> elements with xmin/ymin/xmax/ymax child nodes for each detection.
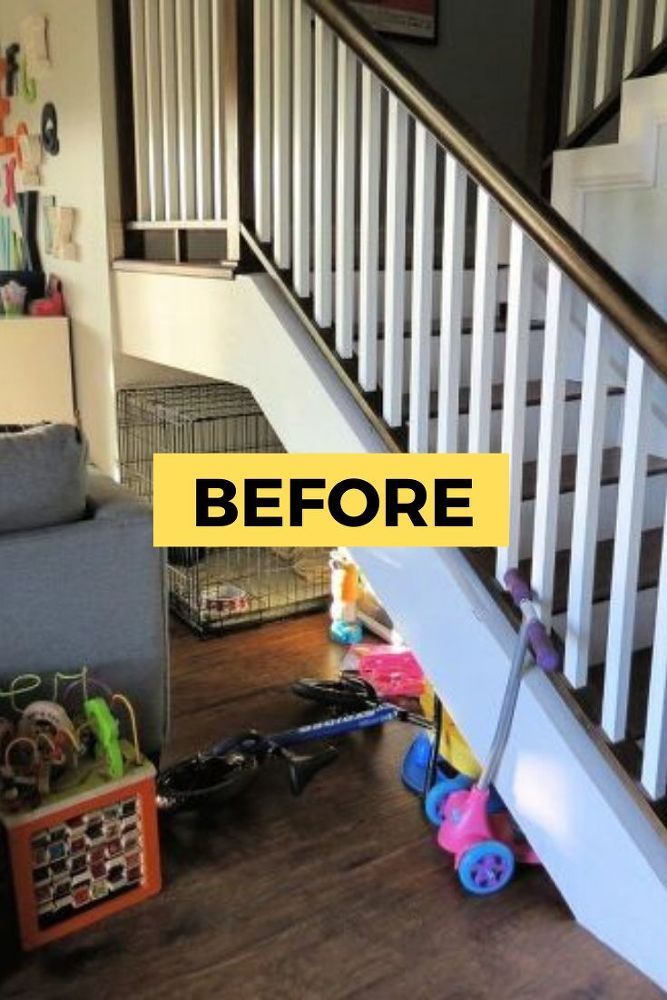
<box><xmin>521</xmin><ymin>448</ymin><xmax>667</xmax><ymax>501</ymax></box>
<box><xmin>467</xmin><ymin>525</ymin><xmax>663</xmax><ymax>617</ymax></box>
<box><xmin>401</xmin><ymin>379</ymin><xmax>624</xmax><ymax>421</ymax></box>
<box><xmin>356</xmin><ymin>318</ymin><xmax>545</xmax><ymax>342</ymax></box>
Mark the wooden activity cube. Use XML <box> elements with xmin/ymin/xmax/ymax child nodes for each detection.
<box><xmin>1</xmin><ymin>762</ymin><xmax>161</xmax><ymax>950</ymax></box>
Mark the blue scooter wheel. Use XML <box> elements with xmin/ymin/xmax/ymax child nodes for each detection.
<box><xmin>457</xmin><ymin>840</ymin><xmax>515</xmax><ymax>896</ymax></box>
<box><xmin>424</xmin><ymin>777</ymin><xmax>468</xmax><ymax>826</ymax></box>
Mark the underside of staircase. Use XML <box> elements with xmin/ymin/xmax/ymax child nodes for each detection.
<box><xmin>114</xmin><ymin>0</ymin><xmax>667</xmax><ymax>989</ymax></box>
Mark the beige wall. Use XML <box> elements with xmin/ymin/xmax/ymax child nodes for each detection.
<box><xmin>0</xmin><ymin>0</ymin><xmax>118</xmax><ymax>472</ymax></box>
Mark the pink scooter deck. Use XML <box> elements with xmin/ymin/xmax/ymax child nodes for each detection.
<box><xmin>437</xmin><ymin>787</ymin><xmax>539</xmax><ymax>867</ymax></box>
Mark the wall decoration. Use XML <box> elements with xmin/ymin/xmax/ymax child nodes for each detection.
<box><xmin>42</xmin><ymin>195</ymin><xmax>55</xmax><ymax>254</ymax></box>
<box><xmin>3</xmin><ymin>158</ymin><xmax>17</xmax><ymax>209</ymax></box>
<box><xmin>5</xmin><ymin>44</ymin><xmax>20</xmax><ymax>97</ymax></box>
<box><xmin>41</xmin><ymin>103</ymin><xmax>59</xmax><ymax>156</ymax></box>
<box><xmin>21</xmin><ymin>15</ymin><xmax>51</xmax><ymax>79</ymax></box>
<box><xmin>351</xmin><ymin>0</ymin><xmax>437</xmax><ymax>42</ymax></box>
<box><xmin>20</xmin><ymin>57</ymin><xmax>37</xmax><ymax>103</ymax></box>
<box><xmin>0</xmin><ymin>97</ymin><xmax>14</xmax><ymax>156</ymax></box>
<box><xmin>17</xmin><ymin>191</ymin><xmax>42</xmax><ymax>272</ymax></box>
<box><xmin>50</xmin><ymin>206</ymin><xmax>76</xmax><ymax>261</ymax></box>
<box><xmin>17</xmin><ymin>132</ymin><xmax>42</xmax><ymax>188</ymax></box>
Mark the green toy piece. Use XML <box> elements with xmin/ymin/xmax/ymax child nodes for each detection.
<box><xmin>84</xmin><ymin>698</ymin><xmax>124</xmax><ymax>780</ymax></box>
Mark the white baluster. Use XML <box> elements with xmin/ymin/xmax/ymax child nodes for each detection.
<box><xmin>159</xmin><ymin>0</ymin><xmax>178</xmax><ymax>221</ymax></box>
<box><xmin>624</xmin><ymin>0</ymin><xmax>648</xmax><ymax>75</ymax></box>
<box><xmin>358</xmin><ymin>68</ymin><xmax>382</xmax><ymax>392</ymax></box>
<box><xmin>564</xmin><ymin>306</ymin><xmax>609</xmax><ymax>687</ymax></box>
<box><xmin>531</xmin><ymin>263</ymin><xmax>571</xmax><ymax>628</ymax></box>
<box><xmin>437</xmin><ymin>154</ymin><xmax>467</xmax><ymax>453</ymax></box>
<box><xmin>211</xmin><ymin>0</ymin><xmax>226</xmax><ymax>221</ymax></box>
<box><xmin>383</xmin><ymin>97</ymin><xmax>409</xmax><ymax>427</ymax></box>
<box><xmin>194</xmin><ymin>0</ymin><xmax>213</xmax><ymax>220</ymax></box>
<box><xmin>253</xmin><ymin>0</ymin><xmax>272</xmax><ymax>242</ymax></box>
<box><xmin>176</xmin><ymin>0</ymin><xmax>195</xmax><ymax>220</ymax></box>
<box><xmin>595</xmin><ymin>0</ymin><xmax>618</xmax><ymax>107</ymax></box>
<box><xmin>602</xmin><ymin>350</ymin><xmax>652</xmax><ymax>742</ymax></box>
<box><xmin>642</xmin><ymin>493</ymin><xmax>667</xmax><ymax>798</ymax></box>
<box><xmin>272</xmin><ymin>0</ymin><xmax>292</xmax><ymax>268</ymax></box>
<box><xmin>145</xmin><ymin>0</ymin><xmax>165</xmax><ymax>220</ymax></box>
<box><xmin>293</xmin><ymin>0</ymin><xmax>313</xmax><ymax>297</ymax></box>
<box><xmin>335</xmin><ymin>42</ymin><xmax>358</xmax><ymax>357</ymax></box>
<box><xmin>567</xmin><ymin>0</ymin><xmax>593</xmax><ymax>135</ymax></box>
<box><xmin>654</xmin><ymin>0</ymin><xmax>667</xmax><ymax>49</ymax></box>
<box><xmin>408</xmin><ymin>126</ymin><xmax>437</xmax><ymax>453</ymax></box>
<box><xmin>130</xmin><ymin>0</ymin><xmax>150</xmax><ymax>221</ymax></box>
<box><xmin>468</xmin><ymin>189</ymin><xmax>499</xmax><ymax>454</ymax></box>
<box><xmin>314</xmin><ymin>18</ymin><xmax>334</xmax><ymax>328</ymax></box>
<box><xmin>496</xmin><ymin>224</ymin><xmax>534</xmax><ymax>582</ymax></box>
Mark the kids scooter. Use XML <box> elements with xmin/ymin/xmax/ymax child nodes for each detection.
<box><xmin>425</xmin><ymin>569</ymin><xmax>559</xmax><ymax>896</ymax></box>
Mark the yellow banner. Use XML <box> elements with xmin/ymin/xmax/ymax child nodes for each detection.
<box><xmin>153</xmin><ymin>453</ymin><xmax>509</xmax><ymax>548</ymax></box>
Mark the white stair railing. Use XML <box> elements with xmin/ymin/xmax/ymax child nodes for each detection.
<box><xmin>128</xmin><ymin>0</ymin><xmax>241</xmax><ymax>259</ymax></box>
<box><xmin>123</xmin><ymin>0</ymin><xmax>667</xmax><ymax>803</ymax></box>
<box><xmin>247</xmin><ymin>0</ymin><xmax>667</xmax><ymax>803</ymax></box>
<box><xmin>565</xmin><ymin>0</ymin><xmax>667</xmax><ymax>142</ymax></box>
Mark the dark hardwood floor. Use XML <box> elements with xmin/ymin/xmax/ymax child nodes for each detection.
<box><xmin>1</xmin><ymin>614</ymin><xmax>662</xmax><ymax>999</ymax></box>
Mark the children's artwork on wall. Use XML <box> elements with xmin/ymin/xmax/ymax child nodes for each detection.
<box><xmin>50</xmin><ymin>206</ymin><xmax>77</xmax><ymax>261</ymax></box>
<box><xmin>21</xmin><ymin>15</ymin><xmax>51</xmax><ymax>79</ymax></box>
<box><xmin>41</xmin><ymin>103</ymin><xmax>59</xmax><ymax>155</ymax></box>
<box><xmin>17</xmin><ymin>132</ymin><xmax>42</xmax><ymax>188</ymax></box>
<box><xmin>42</xmin><ymin>194</ymin><xmax>55</xmax><ymax>254</ymax></box>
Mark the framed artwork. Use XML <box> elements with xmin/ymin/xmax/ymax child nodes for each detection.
<box><xmin>351</xmin><ymin>0</ymin><xmax>438</xmax><ymax>43</ymax></box>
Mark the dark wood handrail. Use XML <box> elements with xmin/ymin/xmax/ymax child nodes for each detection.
<box><xmin>306</xmin><ymin>0</ymin><xmax>667</xmax><ymax>382</ymax></box>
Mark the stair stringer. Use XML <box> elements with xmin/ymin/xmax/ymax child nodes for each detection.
<box><xmin>114</xmin><ymin>266</ymin><xmax>667</xmax><ymax>990</ymax></box>
<box><xmin>351</xmin><ymin>546</ymin><xmax>667</xmax><ymax>994</ymax></box>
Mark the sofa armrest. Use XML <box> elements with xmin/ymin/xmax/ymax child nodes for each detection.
<box><xmin>0</xmin><ymin>482</ymin><xmax>170</xmax><ymax>756</ymax></box>
<box><xmin>86</xmin><ymin>468</ymin><xmax>152</xmax><ymax>523</ymax></box>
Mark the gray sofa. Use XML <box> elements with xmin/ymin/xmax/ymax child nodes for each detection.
<box><xmin>0</xmin><ymin>427</ymin><xmax>169</xmax><ymax>757</ymax></box>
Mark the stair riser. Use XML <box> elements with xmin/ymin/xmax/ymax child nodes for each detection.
<box><xmin>518</xmin><ymin>473</ymin><xmax>667</xmax><ymax>558</ymax></box>
<box><xmin>348</xmin><ymin>269</ymin><xmax>510</xmax><ymax>326</ymax></box>
<box><xmin>370</xmin><ymin>330</ymin><xmax>545</xmax><ymax>391</ymax></box>
<box><xmin>554</xmin><ymin>587</ymin><xmax>658</xmax><ymax>666</ymax></box>
<box><xmin>426</xmin><ymin>392</ymin><xmax>625</xmax><ymax>459</ymax></box>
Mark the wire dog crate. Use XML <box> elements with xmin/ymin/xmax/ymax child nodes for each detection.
<box><xmin>117</xmin><ymin>382</ymin><xmax>330</xmax><ymax>635</ymax></box>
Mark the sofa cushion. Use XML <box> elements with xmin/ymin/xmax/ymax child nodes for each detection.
<box><xmin>0</xmin><ymin>423</ymin><xmax>88</xmax><ymax>533</ymax></box>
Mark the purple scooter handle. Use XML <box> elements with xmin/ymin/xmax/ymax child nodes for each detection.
<box><xmin>526</xmin><ymin>620</ymin><xmax>560</xmax><ymax>672</ymax></box>
<box><xmin>503</xmin><ymin>568</ymin><xmax>532</xmax><ymax>605</ymax></box>
<box><xmin>503</xmin><ymin>570</ymin><xmax>560</xmax><ymax>672</ymax></box>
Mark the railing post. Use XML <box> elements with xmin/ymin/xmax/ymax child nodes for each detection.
<box><xmin>222</xmin><ymin>0</ymin><xmax>241</xmax><ymax>262</ymax></box>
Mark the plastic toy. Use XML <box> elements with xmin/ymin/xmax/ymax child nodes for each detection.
<box><xmin>29</xmin><ymin>276</ymin><xmax>65</xmax><ymax>317</ymax></box>
<box><xmin>0</xmin><ymin>668</ymin><xmax>161</xmax><ymax>950</ymax></box>
<box><xmin>342</xmin><ymin>642</ymin><xmax>425</xmax><ymax>698</ymax></box>
<box><xmin>329</xmin><ymin>550</ymin><xmax>363</xmax><ymax>644</ymax></box>
<box><xmin>157</xmin><ymin>675</ymin><xmax>431</xmax><ymax>813</ymax></box>
<box><xmin>426</xmin><ymin>570</ymin><xmax>559</xmax><ymax>895</ymax></box>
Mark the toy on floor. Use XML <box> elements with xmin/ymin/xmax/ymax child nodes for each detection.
<box><xmin>156</xmin><ymin>675</ymin><xmax>431</xmax><ymax>813</ymax></box>
<box><xmin>426</xmin><ymin>570</ymin><xmax>559</xmax><ymax>896</ymax></box>
<box><xmin>342</xmin><ymin>642</ymin><xmax>425</xmax><ymax>698</ymax></box>
<box><xmin>0</xmin><ymin>668</ymin><xmax>161</xmax><ymax>949</ymax></box>
<box><xmin>329</xmin><ymin>550</ymin><xmax>363</xmax><ymax>645</ymax></box>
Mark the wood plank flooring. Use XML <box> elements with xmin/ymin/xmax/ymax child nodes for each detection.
<box><xmin>0</xmin><ymin>614</ymin><xmax>661</xmax><ymax>1000</ymax></box>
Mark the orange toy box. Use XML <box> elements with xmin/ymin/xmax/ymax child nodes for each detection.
<box><xmin>1</xmin><ymin>760</ymin><xmax>161</xmax><ymax>951</ymax></box>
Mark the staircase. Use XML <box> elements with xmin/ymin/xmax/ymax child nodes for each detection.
<box><xmin>115</xmin><ymin>0</ymin><xmax>667</xmax><ymax>989</ymax></box>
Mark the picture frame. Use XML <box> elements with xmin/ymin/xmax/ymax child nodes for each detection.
<box><xmin>350</xmin><ymin>0</ymin><xmax>438</xmax><ymax>43</ymax></box>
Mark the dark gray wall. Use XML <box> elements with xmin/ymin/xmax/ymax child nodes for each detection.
<box><xmin>380</xmin><ymin>0</ymin><xmax>540</xmax><ymax>180</ymax></box>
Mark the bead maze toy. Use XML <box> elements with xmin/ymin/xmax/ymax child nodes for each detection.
<box><xmin>425</xmin><ymin>570</ymin><xmax>559</xmax><ymax>895</ymax></box>
<box><xmin>0</xmin><ymin>669</ymin><xmax>161</xmax><ymax>950</ymax></box>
